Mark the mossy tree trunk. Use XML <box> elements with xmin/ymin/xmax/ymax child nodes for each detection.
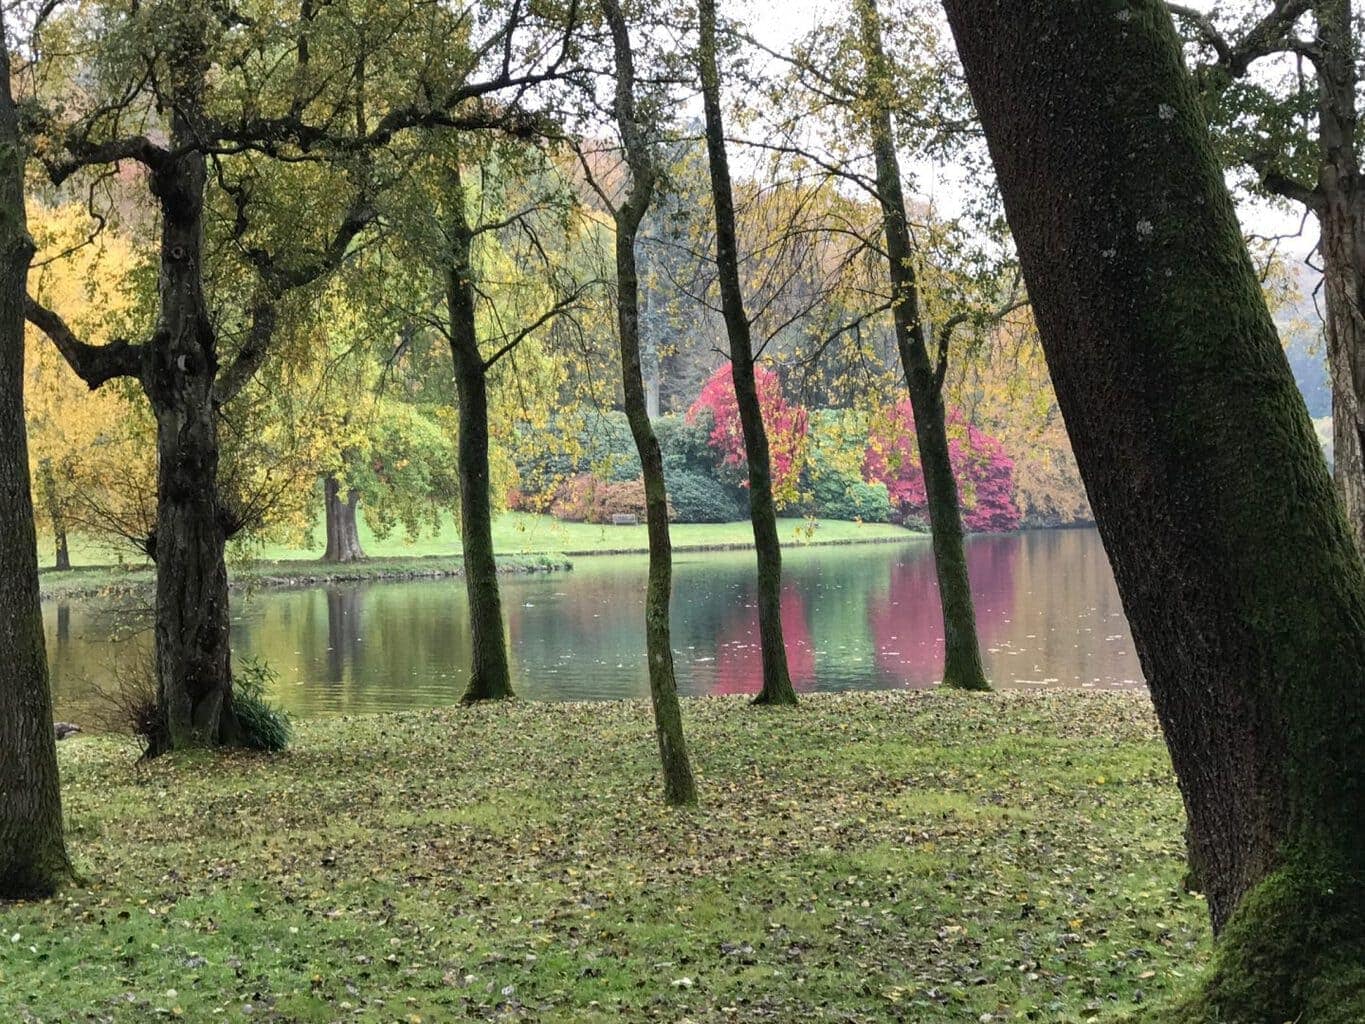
<box><xmin>857</xmin><ymin>0</ymin><xmax>988</xmax><ymax>692</ymax></box>
<box><xmin>1314</xmin><ymin>0</ymin><xmax>1365</xmax><ymax>554</ymax></box>
<box><xmin>603</xmin><ymin>0</ymin><xmax>698</xmax><ymax>806</ymax></box>
<box><xmin>322</xmin><ymin>474</ymin><xmax>367</xmax><ymax>563</ymax></box>
<box><xmin>143</xmin><ymin>125</ymin><xmax>240</xmax><ymax>754</ymax></box>
<box><xmin>697</xmin><ymin>0</ymin><xmax>797</xmax><ymax>707</ymax></box>
<box><xmin>943</xmin><ymin>1</ymin><xmax>1365</xmax><ymax>1018</ymax></box>
<box><xmin>0</xmin><ymin>19</ymin><xmax>71</xmax><ymax>897</ymax></box>
<box><xmin>444</xmin><ymin>166</ymin><xmax>512</xmax><ymax>703</ymax></box>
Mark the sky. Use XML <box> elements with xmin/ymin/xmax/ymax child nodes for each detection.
<box><xmin>737</xmin><ymin>0</ymin><xmax>1322</xmax><ymax>274</ymax></box>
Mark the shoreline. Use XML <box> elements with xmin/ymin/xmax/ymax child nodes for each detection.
<box><xmin>37</xmin><ymin>527</ymin><xmax>933</xmax><ymax>600</ymax></box>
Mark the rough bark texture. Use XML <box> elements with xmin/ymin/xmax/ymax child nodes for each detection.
<box><xmin>604</xmin><ymin>0</ymin><xmax>698</xmax><ymax>806</ymax></box>
<box><xmin>943</xmin><ymin>2</ymin><xmax>1365</xmax><ymax>1019</ymax></box>
<box><xmin>857</xmin><ymin>0</ymin><xmax>989</xmax><ymax>692</ymax></box>
<box><xmin>0</xmin><ymin>24</ymin><xmax>71</xmax><ymax>896</ymax></box>
<box><xmin>1314</xmin><ymin>0</ymin><xmax>1365</xmax><ymax>554</ymax></box>
<box><xmin>322</xmin><ymin>475</ymin><xmax>367</xmax><ymax>563</ymax></box>
<box><xmin>445</xmin><ymin>169</ymin><xmax>512</xmax><ymax>703</ymax></box>
<box><xmin>697</xmin><ymin>0</ymin><xmax>797</xmax><ymax>706</ymax></box>
<box><xmin>143</xmin><ymin>118</ymin><xmax>239</xmax><ymax>754</ymax></box>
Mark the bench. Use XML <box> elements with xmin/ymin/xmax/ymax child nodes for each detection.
<box><xmin>610</xmin><ymin>513</ymin><xmax>639</xmax><ymax>526</ymax></box>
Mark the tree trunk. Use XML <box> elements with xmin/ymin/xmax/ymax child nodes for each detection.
<box><xmin>857</xmin><ymin>0</ymin><xmax>989</xmax><ymax>692</ymax></box>
<box><xmin>943</xmin><ymin>2</ymin><xmax>1365</xmax><ymax>1018</ymax></box>
<box><xmin>322</xmin><ymin>474</ymin><xmax>367</xmax><ymax>563</ymax></box>
<box><xmin>38</xmin><ymin>461</ymin><xmax>72</xmax><ymax>571</ymax></box>
<box><xmin>142</xmin><ymin>129</ymin><xmax>238</xmax><ymax>754</ymax></box>
<box><xmin>1314</xmin><ymin>0</ymin><xmax>1365</xmax><ymax>554</ymax></box>
<box><xmin>0</xmin><ymin>22</ymin><xmax>71</xmax><ymax>897</ymax></box>
<box><xmin>604</xmin><ymin>0</ymin><xmax>699</xmax><ymax>806</ymax></box>
<box><xmin>697</xmin><ymin>0</ymin><xmax>797</xmax><ymax>706</ymax></box>
<box><xmin>445</xmin><ymin>168</ymin><xmax>512</xmax><ymax>703</ymax></box>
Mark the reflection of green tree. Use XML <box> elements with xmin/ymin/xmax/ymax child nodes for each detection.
<box><xmin>790</xmin><ymin>546</ymin><xmax>891</xmax><ymax>689</ymax></box>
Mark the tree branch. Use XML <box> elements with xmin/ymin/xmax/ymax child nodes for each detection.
<box><xmin>25</xmin><ymin>297</ymin><xmax>144</xmax><ymax>388</ymax></box>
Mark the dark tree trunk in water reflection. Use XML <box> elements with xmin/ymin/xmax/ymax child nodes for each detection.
<box><xmin>603</xmin><ymin>0</ymin><xmax>698</xmax><ymax>805</ymax></box>
<box><xmin>945</xmin><ymin>1</ymin><xmax>1365</xmax><ymax>1018</ymax></box>
<box><xmin>697</xmin><ymin>0</ymin><xmax>797</xmax><ymax>707</ymax></box>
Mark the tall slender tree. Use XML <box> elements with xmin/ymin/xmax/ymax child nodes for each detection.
<box><xmin>855</xmin><ymin>0</ymin><xmax>988</xmax><ymax>691</ymax></box>
<box><xmin>0</xmin><ymin>11</ymin><xmax>70</xmax><ymax>896</ymax></box>
<box><xmin>696</xmin><ymin>0</ymin><xmax>798</xmax><ymax>705</ymax></box>
<box><xmin>944</xmin><ymin>1</ymin><xmax>1365</xmax><ymax>1018</ymax></box>
<box><xmin>601</xmin><ymin>0</ymin><xmax>698</xmax><ymax>803</ymax></box>
<box><xmin>444</xmin><ymin>161</ymin><xmax>514</xmax><ymax>702</ymax></box>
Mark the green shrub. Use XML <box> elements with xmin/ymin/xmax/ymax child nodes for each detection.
<box><xmin>234</xmin><ymin>658</ymin><xmax>293</xmax><ymax>752</ymax></box>
<box><xmin>809</xmin><ymin>468</ymin><xmax>893</xmax><ymax>522</ymax></box>
<box><xmin>658</xmin><ymin>411</ymin><xmax>725</xmax><ymax>480</ymax></box>
<box><xmin>585</xmin><ymin>411</ymin><xmax>643</xmax><ymax>482</ymax></box>
<box><xmin>666</xmin><ymin>470</ymin><xmax>744</xmax><ymax>523</ymax></box>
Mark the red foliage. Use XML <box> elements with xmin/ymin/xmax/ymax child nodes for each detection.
<box><xmin>863</xmin><ymin>402</ymin><xmax>1021</xmax><ymax>533</ymax></box>
<box><xmin>686</xmin><ymin>363</ymin><xmax>808</xmax><ymax>497</ymax></box>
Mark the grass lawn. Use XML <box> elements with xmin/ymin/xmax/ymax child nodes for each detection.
<box><xmin>39</xmin><ymin>513</ymin><xmax>919</xmax><ymax>598</ymax></box>
<box><xmin>1</xmin><ymin>691</ymin><xmax>1211</xmax><ymax>1023</ymax></box>
<box><xmin>50</xmin><ymin>512</ymin><xmax>916</xmax><ymax>570</ymax></box>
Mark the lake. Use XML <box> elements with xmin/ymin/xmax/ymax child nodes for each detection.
<box><xmin>47</xmin><ymin>527</ymin><xmax>1144</xmax><ymax>721</ymax></box>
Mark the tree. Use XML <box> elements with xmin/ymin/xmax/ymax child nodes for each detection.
<box><xmin>943</xmin><ymin>1</ymin><xmax>1365</xmax><ymax>1018</ymax></box>
<box><xmin>686</xmin><ymin>363</ymin><xmax>808</xmax><ymax>505</ymax></box>
<box><xmin>856</xmin><ymin>0</ymin><xmax>990</xmax><ymax>690</ymax></box>
<box><xmin>696</xmin><ymin>0</ymin><xmax>798</xmax><ymax>705</ymax></box>
<box><xmin>598</xmin><ymin>0</ymin><xmax>698</xmax><ymax>804</ymax></box>
<box><xmin>22</xmin><ymin>1</ymin><xmax>377</xmax><ymax>752</ymax></box>
<box><xmin>24</xmin><ymin>202</ymin><xmax>153</xmax><ymax>569</ymax></box>
<box><xmin>21</xmin><ymin>0</ymin><xmax>574</xmax><ymax>748</ymax></box>
<box><xmin>1170</xmin><ymin>1</ymin><xmax>1365</xmax><ymax>553</ymax></box>
<box><xmin>0</xmin><ymin>13</ymin><xmax>70</xmax><ymax>897</ymax></box>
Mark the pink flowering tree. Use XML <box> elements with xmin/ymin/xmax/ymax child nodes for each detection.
<box><xmin>687</xmin><ymin>363</ymin><xmax>809</xmax><ymax>505</ymax></box>
<box><xmin>864</xmin><ymin>401</ymin><xmax>1021</xmax><ymax>532</ymax></box>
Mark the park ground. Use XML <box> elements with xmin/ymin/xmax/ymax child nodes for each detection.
<box><xmin>1</xmin><ymin>691</ymin><xmax>1210</xmax><ymax>1023</ymax></box>
<box><xmin>38</xmin><ymin>512</ymin><xmax>919</xmax><ymax>598</ymax></box>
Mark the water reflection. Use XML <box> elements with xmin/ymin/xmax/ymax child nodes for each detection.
<box><xmin>47</xmin><ymin>528</ymin><xmax>1143</xmax><ymax>721</ymax></box>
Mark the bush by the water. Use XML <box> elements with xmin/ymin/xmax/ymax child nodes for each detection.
<box><xmin>233</xmin><ymin>658</ymin><xmax>292</xmax><ymax>752</ymax></box>
<box><xmin>809</xmin><ymin>469</ymin><xmax>893</xmax><ymax>523</ymax></box>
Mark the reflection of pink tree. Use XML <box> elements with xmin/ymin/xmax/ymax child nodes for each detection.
<box><xmin>864</xmin><ymin>402</ymin><xmax>1021</xmax><ymax>532</ymax></box>
<box><xmin>712</xmin><ymin>588</ymin><xmax>816</xmax><ymax>695</ymax></box>
<box><xmin>869</xmin><ymin>537</ymin><xmax>1019</xmax><ymax>687</ymax></box>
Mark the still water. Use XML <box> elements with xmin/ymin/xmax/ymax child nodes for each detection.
<box><xmin>47</xmin><ymin>528</ymin><xmax>1144</xmax><ymax>720</ymax></box>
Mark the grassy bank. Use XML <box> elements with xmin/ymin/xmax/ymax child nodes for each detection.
<box><xmin>37</xmin><ymin>553</ymin><xmax>572</xmax><ymax>601</ymax></box>
<box><xmin>1</xmin><ymin>692</ymin><xmax>1211</xmax><ymax>1023</ymax></box>
<box><xmin>40</xmin><ymin>513</ymin><xmax>919</xmax><ymax>598</ymax></box>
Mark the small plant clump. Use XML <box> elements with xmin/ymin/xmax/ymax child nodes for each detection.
<box><xmin>232</xmin><ymin>658</ymin><xmax>293</xmax><ymax>752</ymax></box>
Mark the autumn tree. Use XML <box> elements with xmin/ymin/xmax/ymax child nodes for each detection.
<box><xmin>696</xmin><ymin>0</ymin><xmax>798</xmax><ymax>705</ymax></box>
<box><xmin>0</xmin><ymin>11</ymin><xmax>69</xmax><ymax>897</ymax></box>
<box><xmin>21</xmin><ymin>0</ymin><xmax>578</xmax><ymax>749</ymax></box>
<box><xmin>593</xmin><ymin>0</ymin><xmax>697</xmax><ymax>803</ymax></box>
<box><xmin>944</xmin><ymin>1</ymin><xmax>1365</xmax><ymax>1018</ymax></box>
<box><xmin>25</xmin><ymin>203</ymin><xmax>153</xmax><ymax>569</ymax></box>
